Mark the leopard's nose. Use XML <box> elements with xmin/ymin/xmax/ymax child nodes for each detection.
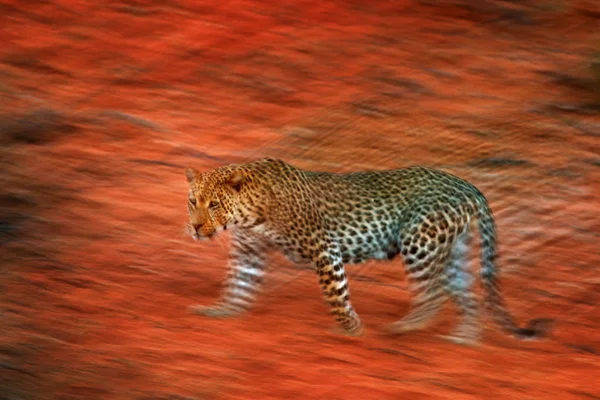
<box><xmin>192</xmin><ymin>223</ymin><xmax>202</xmax><ymax>232</ymax></box>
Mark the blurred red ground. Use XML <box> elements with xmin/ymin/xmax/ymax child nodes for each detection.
<box><xmin>1</xmin><ymin>1</ymin><xmax>599</xmax><ymax>399</ymax></box>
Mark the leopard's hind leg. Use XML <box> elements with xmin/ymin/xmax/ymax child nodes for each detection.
<box><xmin>389</xmin><ymin>219</ymin><xmax>452</xmax><ymax>334</ymax></box>
<box><xmin>440</xmin><ymin>226</ymin><xmax>481</xmax><ymax>346</ymax></box>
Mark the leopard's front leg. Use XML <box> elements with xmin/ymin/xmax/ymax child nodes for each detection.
<box><xmin>191</xmin><ymin>230</ymin><xmax>269</xmax><ymax>317</ymax></box>
<box><xmin>313</xmin><ymin>242</ymin><xmax>363</xmax><ymax>336</ymax></box>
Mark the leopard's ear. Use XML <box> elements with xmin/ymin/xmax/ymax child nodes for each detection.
<box><xmin>225</xmin><ymin>170</ymin><xmax>245</xmax><ymax>192</ymax></box>
<box><xmin>185</xmin><ymin>168</ymin><xmax>199</xmax><ymax>184</ymax></box>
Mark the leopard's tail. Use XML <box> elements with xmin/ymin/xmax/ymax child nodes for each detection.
<box><xmin>475</xmin><ymin>198</ymin><xmax>553</xmax><ymax>339</ymax></box>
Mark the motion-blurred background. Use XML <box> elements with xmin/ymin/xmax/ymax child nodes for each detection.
<box><xmin>1</xmin><ymin>1</ymin><xmax>599</xmax><ymax>399</ymax></box>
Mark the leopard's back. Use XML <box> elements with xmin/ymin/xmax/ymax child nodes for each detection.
<box><xmin>299</xmin><ymin>166</ymin><xmax>485</xmax><ymax>266</ymax></box>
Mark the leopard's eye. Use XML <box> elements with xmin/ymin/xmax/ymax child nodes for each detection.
<box><xmin>209</xmin><ymin>200</ymin><xmax>219</xmax><ymax>209</ymax></box>
<box><xmin>189</xmin><ymin>197</ymin><xmax>197</xmax><ymax>206</ymax></box>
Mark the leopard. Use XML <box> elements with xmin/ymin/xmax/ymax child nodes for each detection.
<box><xmin>183</xmin><ymin>157</ymin><xmax>551</xmax><ymax>345</ymax></box>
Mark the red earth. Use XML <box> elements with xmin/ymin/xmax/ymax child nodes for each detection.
<box><xmin>1</xmin><ymin>1</ymin><xmax>600</xmax><ymax>399</ymax></box>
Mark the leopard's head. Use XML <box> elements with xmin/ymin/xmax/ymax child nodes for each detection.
<box><xmin>184</xmin><ymin>166</ymin><xmax>245</xmax><ymax>240</ymax></box>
